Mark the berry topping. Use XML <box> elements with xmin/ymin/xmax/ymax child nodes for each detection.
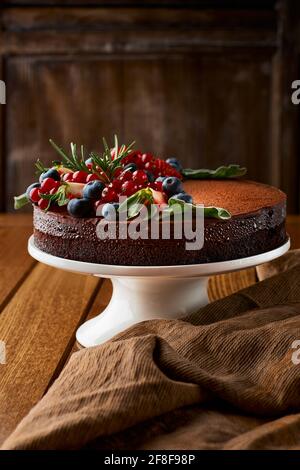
<box><xmin>166</xmin><ymin>158</ymin><xmax>182</xmax><ymax>172</ymax></box>
<box><xmin>87</xmin><ymin>173</ymin><xmax>102</xmax><ymax>183</ymax></box>
<box><xmin>67</xmin><ymin>198</ymin><xmax>94</xmax><ymax>218</ymax></box>
<box><xmin>83</xmin><ymin>181</ymin><xmax>105</xmax><ymax>200</ymax></box>
<box><xmin>145</xmin><ymin>171</ymin><xmax>155</xmax><ymax>183</ymax></box>
<box><xmin>119</xmin><ymin>170</ymin><xmax>133</xmax><ymax>182</ymax></box>
<box><xmin>124</xmin><ymin>163</ymin><xmax>137</xmax><ymax>173</ymax></box>
<box><xmin>101</xmin><ymin>203</ymin><xmax>119</xmax><ymax>221</ymax></box>
<box><xmin>121</xmin><ymin>180</ymin><xmax>137</xmax><ymax>196</ymax></box>
<box><xmin>38</xmin><ymin>198</ymin><xmax>49</xmax><ymax>210</ymax></box>
<box><xmin>152</xmin><ymin>180</ymin><xmax>163</xmax><ymax>191</ymax></box>
<box><xmin>72</xmin><ymin>170</ymin><xmax>89</xmax><ymax>184</ymax></box>
<box><xmin>162</xmin><ymin>176</ymin><xmax>183</xmax><ymax>197</ymax></box>
<box><xmin>171</xmin><ymin>192</ymin><xmax>193</xmax><ymax>204</ymax></box>
<box><xmin>101</xmin><ymin>187</ymin><xmax>118</xmax><ymax>202</ymax></box>
<box><xmin>141</xmin><ymin>153</ymin><xmax>153</xmax><ymax>164</ymax></box>
<box><xmin>108</xmin><ymin>179</ymin><xmax>122</xmax><ymax>192</ymax></box>
<box><xmin>85</xmin><ymin>157</ymin><xmax>93</xmax><ymax>166</ymax></box>
<box><xmin>132</xmin><ymin>170</ymin><xmax>148</xmax><ymax>185</ymax></box>
<box><xmin>26</xmin><ymin>182</ymin><xmax>40</xmax><ymax>199</ymax></box>
<box><xmin>152</xmin><ymin>159</ymin><xmax>182</xmax><ymax>179</ymax></box>
<box><xmin>29</xmin><ymin>187</ymin><xmax>40</xmax><ymax>203</ymax></box>
<box><xmin>40</xmin><ymin>177</ymin><xmax>59</xmax><ymax>194</ymax></box>
<box><xmin>39</xmin><ymin>168</ymin><xmax>61</xmax><ymax>183</ymax></box>
<box><xmin>63</xmin><ymin>172</ymin><xmax>73</xmax><ymax>182</ymax></box>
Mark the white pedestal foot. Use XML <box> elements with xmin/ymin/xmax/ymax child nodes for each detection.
<box><xmin>76</xmin><ymin>276</ymin><xmax>209</xmax><ymax>348</ymax></box>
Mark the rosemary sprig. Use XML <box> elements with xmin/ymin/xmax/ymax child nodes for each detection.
<box><xmin>49</xmin><ymin>135</ymin><xmax>135</xmax><ymax>183</ymax></box>
<box><xmin>89</xmin><ymin>135</ymin><xmax>135</xmax><ymax>182</ymax></box>
<box><xmin>49</xmin><ymin>139</ymin><xmax>90</xmax><ymax>173</ymax></box>
<box><xmin>35</xmin><ymin>159</ymin><xmax>48</xmax><ymax>176</ymax></box>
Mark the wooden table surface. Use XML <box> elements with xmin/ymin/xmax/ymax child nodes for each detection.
<box><xmin>0</xmin><ymin>214</ymin><xmax>299</xmax><ymax>445</ymax></box>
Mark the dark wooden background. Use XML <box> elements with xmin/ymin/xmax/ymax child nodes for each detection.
<box><xmin>0</xmin><ymin>0</ymin><xmax>299</xmax><ymax>212</ymax></box>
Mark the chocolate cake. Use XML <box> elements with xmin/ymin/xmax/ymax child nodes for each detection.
<box><xmin>33</xmin><ymin>179</ymin><xmax>287</xmax><ymax>266</ymax></box>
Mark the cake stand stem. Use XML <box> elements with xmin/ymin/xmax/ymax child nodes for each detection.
<box><xmin>76</xmin><ymin>275</ymin><xmax>209</xmax><ymax>347</ymax></box>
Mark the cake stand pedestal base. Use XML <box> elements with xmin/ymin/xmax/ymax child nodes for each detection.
<box><xmin>28</xmin><ymin>236</ymin><xmax>290</xmax><ymax>348</ymax></box>
<box><xmin>76</xmin><ymin>276</ymin><xmax>209</xmax><ymax>347</ymax></box>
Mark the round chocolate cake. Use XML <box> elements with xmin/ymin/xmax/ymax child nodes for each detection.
<box><xmin>33</xmin><ymin>179</ymin><xmax>287</xmax><ymax>266</ymax></box>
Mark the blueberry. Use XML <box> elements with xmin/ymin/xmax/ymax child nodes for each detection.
<box><xmin>85</xmin><ymin>157</ymin><xmax>93</xmax><ymax>165</ymax></box>
<box><xmin>171</xmin><ymin>192</ymin><xmax>193</xmax><ymax>204</ymax></box>
<box><xmin>124</xmin><ymin>163</ymin><xmax>137</xmax><ymax>172</ymax></box>
<box><xmin>166</xmin><ymin>158</ymin><xmax>182</xmax><ymax>172</ymax></box>
<box><xmin>102</xmin><ymin>203</ymin><xmax>119</xmax><ymax>221</ymax></box>
<box><xmin>26</xmin><ymin>182</ymin><xmax>40</xmax><ymax>199</ymax></box>
<box><xmin>39</xmin><ymin>168</ymin><xmax>60</xmax><ymax>183</ymax></box>
<box><xmin>162</xmin><ymin>177</ymin><xmax>183</xmax><ymax>196</ymax></box>
<box><xmin>146</xmin><ymin>171</ymin><xmax>155</xmax><ymax>183</ymax></box>
<box><xmin>83</xmin><ymin>181</ymin><xmax>105</xmax><ymax>200</ymax></box>
<box><xmin>67</xmin><ymin>198</ymin><xmax>94</xmax><ymax>218</ymax></box>
<box><xmin>155</xmin><ymin>176</ymin><xmax>166</xmax><ymax>183</ymax></box>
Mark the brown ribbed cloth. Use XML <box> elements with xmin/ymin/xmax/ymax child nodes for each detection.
<box><xmin>2</xmin><ymin>254</ymin><xmax>300</xmax><ymax>450</ymax></box>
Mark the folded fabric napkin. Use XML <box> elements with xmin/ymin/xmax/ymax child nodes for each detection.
<box><xmin>2</xmin><ymin>252</ymin><xmax>300</xmax><ymax>450</ymax></box>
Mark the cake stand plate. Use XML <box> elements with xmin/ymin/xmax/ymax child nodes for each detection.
<box><xmin>28</xmin><ymin>236</ymin><xmax>290</xmax><ymax>348</ymax></box>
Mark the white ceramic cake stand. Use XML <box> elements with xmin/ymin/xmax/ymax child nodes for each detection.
<box><xmin>28</xmin><ymin>236</ymin><xmax>290</xmax><ymax>348</ymax></box>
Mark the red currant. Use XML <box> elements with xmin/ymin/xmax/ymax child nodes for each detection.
<box><xmin>145</xmin><ymin>161</ymin><xmax>156</xmax><ymax>172</ymax></box>
<box><xmin>109</xmin><ymin>179</ymin><xmax>122</xmax><ymax>192</ymax></box>
<box><xmin>86</xmin><ymin>173</ymin><xmax>100</xmax><ymax>183</ymax></box>
<box><xmin>101</xmin><ymin>187</ymin><xmax>118</xmax><ymax>202</ymax></box>
<box><xmin>119</xmin><ymin>170</ymin><xmax>133</xmax><ymax>182</ymax></box>
<box><xmin>38</xmin><ymin>198</ymin><xmax>49</xmax><ymax>210</ymax></box>
<box><xmin>153</xmin><ymin>181</ymin><xmax>163</xmax><ymax>191</ymax></box>
<box><xmin>72</xmin><ymin>171</ymin><xmax>88</xmax><ymax>183</ymax></box>
<box><xmin>29</xmin><ymin>187</ymin><xmax>40</xmax><ymax>203</ymax></box>
<box><xmin>141</xmin><ymin>153</ymin><xmax>153</xmax><ymax>165</ymax></box>
<box><xmin>132</xmin><ymin>170</ymin><xmax>148</xmax><ymax>185</ymax></box>
<box><xmin>63</xmin><ymin>172</ymin><xmax>73</xmax><ymax>182</ymax></box>
<box><xmin>40</xmin><ymin>177</ymin><xmax>57</xmax><ymax>193</ymax></box>
<box><xmin>121</xmin><ymin>180</ymin><xmax>138</xmax><ymax>196</ymax></box>
<box><xmin>113</xmin><ymin>167</ymin><xmax>123</xmax><ymax>178</ymax></box>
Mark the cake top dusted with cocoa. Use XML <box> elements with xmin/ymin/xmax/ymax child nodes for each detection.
<box><xmin>183</xmin><ymin>180</ymin><xmax>286</xmax><ymax>216</ymax></box>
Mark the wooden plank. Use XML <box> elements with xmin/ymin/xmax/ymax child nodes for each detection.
<box><xmin>0</xmin><ymin>216</ymin><xmax>34</xmax><ymax>312</ymax></box>
<box><xmin>0</xmin><ymin>213</ymin><xmax>32</xmax><ymax>226</ymax></box>
<box><xmin>1</xmin><ymin>7</ymin><xmax>277</xmax><ymax>33</ymax></box>
<box><xmin>208</xmin><ymin>268</ymin><xmax>257</xmax><ymax>302</ymax></box>
<box><xmin>0</xmin><ymin>264</ymin><xmax>100</xmax><ymax>444</ymax></box>
<box><xmin>286</xmin><ymin>215</ymin><xmax>300</xmax><ymax>249</ymax></box>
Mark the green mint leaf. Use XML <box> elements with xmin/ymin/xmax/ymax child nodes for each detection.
<box><xmin>182</xmin><ymin>164</ymin><xmax>247</xmax><ymax>179</ymax></box>
<box><xmin>168</xmin><ymin>197</ymin><xmax>231</xmax><ymax>220</ymax></box>
<box><xmin>118</xmin><ymin>188</ymin><xmax>153</xmax><ymax>219</ymax></box>
<box><xmin>14</xmin><ymin>193</ymin><xmax>30</xmax><ymax>210</ymax></box>
<box><xmin>204</xmin><ymin>206</ymin><xmax>231</xmax><ymax>220</ymax></box>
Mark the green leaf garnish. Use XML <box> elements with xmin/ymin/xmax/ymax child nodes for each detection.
<box><xmin>118</xmin><ymin>188</ymin><xmax>153</xmax><ymax>219</ymax></box>
<box><xmin>14</xmin><ymin>193</ymin><xmax>30</xmax><ymax>210</ymax></box>
<box><xmin>39</xmin><ymin>184</ymin><xmax>69</xmax><ymax>211</ymax></box>
<box><xmin>166</xmin><ymin>197</ymin><xmax>231</xmax><ymax>220</ymax></box>
<box><xmin>182</xmin><ymin>164</ymin><xmax>247</xmax><ymax>179</ymax></box>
